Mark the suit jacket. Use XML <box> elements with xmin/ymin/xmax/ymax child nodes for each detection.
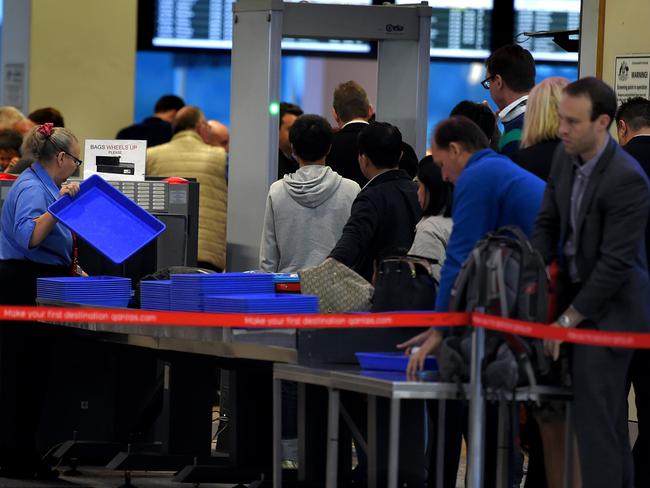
<box><xmin>326</xmin><ymin>122</ymin><xmax>418</xmax><ymax>187</ymax></box>
<box><xmin>510</xmin><ymin>138</ymin><xmax>560</xmax><ymax>182</ymax></box>
<box><xmin>329</xmin><ymin>169</ymin><xmax>421</xmax><ymax>282</ymax></box>
<box><xmin>623</xmin><ymin>135</ymin><xmax>650</xmax><ymax>266</ymax></box>
<box><xmin>532</xmin><ymin>138</ymin><xmax>650</xmax><ymax>332</ymax></box>
<box><xmin>116</xmin><ymin>116</ymin><xmax>173</xmax><ymax>148</ymax></box>
<box><xmin>277</xmin><ymin>150</ymin><xmax>298</xmax><ymax>180</ymax></box>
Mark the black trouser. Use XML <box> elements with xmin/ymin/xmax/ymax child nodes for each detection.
<box><xmin>572</xmin><ymin>342</ymin><xmax>634</xmax><ymax>488</ymax></box>
<box><xmin>0</xmin><ymin>259</ymin><xmax>68</xmax><ymax>471</ymax></box>
<box><xmin>522</xmin><ymin>413</ymin><xmax>547</xmax><ymax>488</ymax></box>
<box><xmin>0</xmin><ymin>259</ymin><xmax>69</xmax><ymax>305</ymax></box>
<box><xmin>426</xmin><ymin>399</ymin><xmax>498</xmax><ymax>488</ymax></box>
<box><xmin>627</xmin><ymin>349</ymin><xmax>650</xmax><ymax>487</ymax></box>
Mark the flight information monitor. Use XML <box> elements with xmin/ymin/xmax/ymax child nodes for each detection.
<box><xmin>516</xmin><ymin>0</ymin><xmax>580</xmax><ymax>61</ymax></box>
<box><xmin>395</xmin><ymin>0</ymin><xmax>493</xmax><ymax>58</ymax></box>
<box><xmin>152</xmin><ymin>0</ymin><xmax>372</xmax><ymax>53</ymax></box>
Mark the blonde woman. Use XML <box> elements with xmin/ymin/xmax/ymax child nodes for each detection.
<box><xmin>511</xmin><ymin>76</ymin><xmax>569</xmax><ymax>181</ymax></box>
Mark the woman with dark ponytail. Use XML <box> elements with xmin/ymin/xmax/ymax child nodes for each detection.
<box><xmin>407</xmin><ymin>156</ymin><xmax>453</xmax><ymax>281</ymax></box>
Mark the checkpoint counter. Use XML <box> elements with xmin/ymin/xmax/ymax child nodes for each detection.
<box><xmin>31</xmin><ymin>301</ymin><xmax>422</xmax><ymax>485</ymax></box>
<box><xmin>27</xmin><ymin>303</ymin><xmax>574</xmax><ymax>487</ymax></box>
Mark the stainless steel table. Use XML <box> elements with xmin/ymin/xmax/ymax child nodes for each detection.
<box><xmin>273</xmin><ymin>363</ymin><xmax>574</xmax><ymax>488</ymax></box>
<box><xmin>35</xmin><ymin>300</ymin><xmax>300</xmax><ymax>482</ymax></box>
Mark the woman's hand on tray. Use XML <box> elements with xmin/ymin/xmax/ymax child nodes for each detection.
<box><xmin>60</xmin><ymin>181</ymin><xmax>80</xmax><ymax>198</ymax></box>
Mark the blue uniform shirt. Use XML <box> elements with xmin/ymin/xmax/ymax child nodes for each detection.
<box><xmin>435</xmin><ymin>149</ymin><xmax>545</xmax><ymax>312</ymax></box>
<box><xmin>0</xmin><ymin>162</ymin><xmax>72</xmax><ymax>266</ymax></box>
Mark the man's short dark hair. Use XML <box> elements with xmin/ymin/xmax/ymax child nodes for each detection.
<box><xmin>450</xmin><ymin>100</ymin><xmax>497</xmax><ymax>143</ymax></box>
<box><xmin>0</xmin><ymin>129</ymin><xmax>23</xmax><ymax>155</ymax></box>
<box><xmin>289</xmin><ymin>114</ymin><xmax>333</xmax><ymax>162</ymax></box>
<box><xmin>28</xmin><ymin>107</ymin><xmax>64</xmax><ymax>127</ymax></box>
<box><xmin>434</xmin><ymin>116</ymin><xmax>490</xmax><ymax>153</ymax></box>
<box><xmin>564</xmin><ymin>77</ymin><xmax>617</xmax><ymax>128</ymax></box>
<box><xmin>615</xmin><ymin>97</ymin><xmax>650</xmax><ymax>131</ymax></box>
<box><xmin>486</xmin><ymin>44</ymin><xmax>536</xmax><ymax>93</ymax></box>
<box><xmin>279</xmin><ymin>102</ymin><xmax>303</xmax><ymax>127</ymax></box>
<box><xmin>172</xmin><ymin>106</ymin><xmax>203</xmax><ymax>134</ymax></box>
<box><xmin>357</xmin><ymin>122</ymin><xmax>402</xmax><ymax>169</ymax></box>
<box><xmin>333</xmin><ymin>81</ymin><xmax>370</xmax><ymax>123</ymax></box>
<box><xmin>155</xmin><ymin>95</ymin><xmax>185</xmax><ymax>113</ymax></box>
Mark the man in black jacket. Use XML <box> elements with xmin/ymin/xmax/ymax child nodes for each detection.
<box><xmin>329</xmin><ymin>122</ymin><xmax>421</xmax><ymax>282</ymax></box>
<box><xmin>116</xmin><ymin>95</ymin><xmax>185</xmax><ymax>148</ymax></box>
<box><xmin>277</xmin><ymin>102</ymin><xmax>303</xmax><ymax>179</ymax></box>
<box><xmin>533</xmin><ymin>78</ymin><xmax>650</xmax><ymax>488</ymax></box>
<box><xmin>327</xmin><ymin>81</ymin><xmax>418</xmax><ymax>186</ymax></box>
<box><xmin>616</xmin><ymin>96</ymin><xmax>650</xmax><ymax>487</ymax></box>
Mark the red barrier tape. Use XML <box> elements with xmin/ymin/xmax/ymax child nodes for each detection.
<box><xmin>0</xmin><ymin>306</ymin><xmax>469</xmax><ymax>329</ymax></box>
<box><xmin>2</xmin><ymin>305</ymin><xmax>650</xmax><ymax>349</ymax></box>
<box><xmin>472</xmin><ymin>313</ymin><xmax>648</xmax><ymax>349</ymax></box>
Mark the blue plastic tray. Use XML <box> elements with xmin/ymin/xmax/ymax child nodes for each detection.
<box><xmin>272</xmin><ymin>273</ymin><xmax>300</xmax><ymax>283</ymax></box>
<box><xmin>48</xmin><ymin>175</ymin><xmax>166</xmax><ymax>264</ymax></box>
<box><xmin>355</xmin><ymin>352</ymin><xmax>438</xmax><ymax>372</ymax></box>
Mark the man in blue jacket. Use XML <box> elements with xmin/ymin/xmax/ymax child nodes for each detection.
<box><xmin>437</xmin><ymin>118</ymin><xmax>544</xmax><ymax>306</ymax></box>
<box><xmin>400</xmin><ymin>115</ymin><xmax>545</xmax><ymax>488</ymax></box>
<box><xmin>403</xmin><ymin>115</ymin><xmax>544</xmax><ymax>368</ymax></box>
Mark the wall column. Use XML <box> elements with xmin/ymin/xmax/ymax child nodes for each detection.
<box><xmin>1</xmin><ymin>0</ymin><xmax>137</xmax><ymax>152</ymax></box>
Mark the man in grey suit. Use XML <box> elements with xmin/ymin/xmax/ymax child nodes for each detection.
<box><xmin>532</xmin><ymin>77</ymin><xmax>650</xmax><ymax>488</ymax></box>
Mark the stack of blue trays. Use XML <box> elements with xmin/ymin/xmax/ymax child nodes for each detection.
<box><xmin>140</xmin><ymin>280</ymin><xmax>172</xmax><ymax>311</ymax></box>
<box><xmin>170</xmin><ymin>273</ymin><xmax>276</xmax><ymax>312</ymax></box>
<box><xmin>204</xmin><ymin>293</ymin><xmax>319</xmax><ymax>314</ymax></box>
<box><xmin>37</xmin><ymin>276</ymin><xmax>132</xmax><ymax>307</ymax></box>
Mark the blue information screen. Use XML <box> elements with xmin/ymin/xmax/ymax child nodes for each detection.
<box><xmin>153</xmin><ymin>0</ymin><xmax>372</xmax><ymax>53</ymax></box>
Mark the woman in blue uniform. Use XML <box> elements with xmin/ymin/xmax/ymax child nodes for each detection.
<box><xmin>0</xmin><ymin>123</ymin><xmax>81</xmax><ymax>479</ymax></box>
<box><xmin>0</xmin><ymin>123</ymin><xmax>81</xmax><ymax>304</ymax></box>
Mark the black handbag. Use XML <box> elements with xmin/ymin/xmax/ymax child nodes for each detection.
<box><xmin>371</xmin><ymin>256</ymin><xmax>438</xmax><ymax>312</ymax></box>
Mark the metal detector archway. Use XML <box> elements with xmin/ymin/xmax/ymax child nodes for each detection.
<box><xmin>226</xmin><ymin>0</ymin><xmax>432</xmax><ymax>271</ymax></box>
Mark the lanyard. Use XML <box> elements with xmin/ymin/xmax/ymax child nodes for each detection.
<box><xmin>30</xmin><ymin>166</ymin><xmax>79</xmax><ymax>275</ymax></box>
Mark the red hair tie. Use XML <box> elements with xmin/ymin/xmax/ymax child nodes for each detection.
<box><xmin>37</xmin><ymin>123</ymin><xmax>54</xmax><ymax>138</ymax></box>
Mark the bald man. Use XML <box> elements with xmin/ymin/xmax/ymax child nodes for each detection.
<box><xmin>146</xmin><ymin>106</ymin><xmax>228</xmax><ymax>271</ymax></box>
<box><xmin>204</xmin><ymin>120</ymin><xmax>230</xmax><ymax>153</ymax></box>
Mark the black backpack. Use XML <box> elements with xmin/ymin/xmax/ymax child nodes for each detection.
<box><xmin>438</xmin><ymin>226</ymin><xmax>552</xmax><ymax>390</ymax></box>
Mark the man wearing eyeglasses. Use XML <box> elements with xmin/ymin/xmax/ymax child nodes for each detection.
<box><xmin>482</xmin><ymin>44</ymin><xmax>536</xmax><ymax>157</ymax></box>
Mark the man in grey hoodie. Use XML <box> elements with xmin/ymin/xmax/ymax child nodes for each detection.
<box><xmin>259</xmin><ymin>114</ymin><xmax>360</xmax><ymax>272</ymax></box>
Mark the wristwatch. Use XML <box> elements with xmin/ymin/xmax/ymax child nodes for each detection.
<box><xmin>557</xmin><ymin>314</ymin><xmax>572</xmax><ymax>328</ymax></box>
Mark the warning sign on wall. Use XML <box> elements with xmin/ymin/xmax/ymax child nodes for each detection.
<box><xmin>615</xmin><ymin>55</ymin><xmax>650</xmax><ymax>106</ymax></box>
<box><xmin>3</xmin><ymin>63</ymin><xmax>25</xmax><ymax>111</ymax></box>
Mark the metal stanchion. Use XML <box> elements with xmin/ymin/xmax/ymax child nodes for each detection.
<box><xmin>325</xmin><ymin>388</ymin><xmax>340</xmax><ymax>488</ymax></box>
<box><xmin>467</xmin><ymin>325</ymin><xmax>486</xmax><ymax>488</ymax></box>
<box><xmin>563</xmin><ymin>402</ymin><xmax>574</xmax><ymax>488</ymax></box>
<box><xmin>436</xmin><ymin>400</ymin><xmax>447</xmax><ymax>488</ymax></box>
<box><xmin>272</xmin><ymin>377</ymin><xmax>283</xmax><ymax>488</ymax></box>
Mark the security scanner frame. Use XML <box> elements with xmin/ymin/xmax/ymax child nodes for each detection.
<box><xmin>227</xmin><ymin>0</ymin><xmax>432</xmax><ymax>271</ymax></box>
<box><xmin>77</xmin><ymin>178</ymin><xmax>200</xmax><ymax>282</ymax></box>
<box><xmin>1</xmin><ymin>177</ymin><xmax>200</xmax><ymax>283</ymax></box>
